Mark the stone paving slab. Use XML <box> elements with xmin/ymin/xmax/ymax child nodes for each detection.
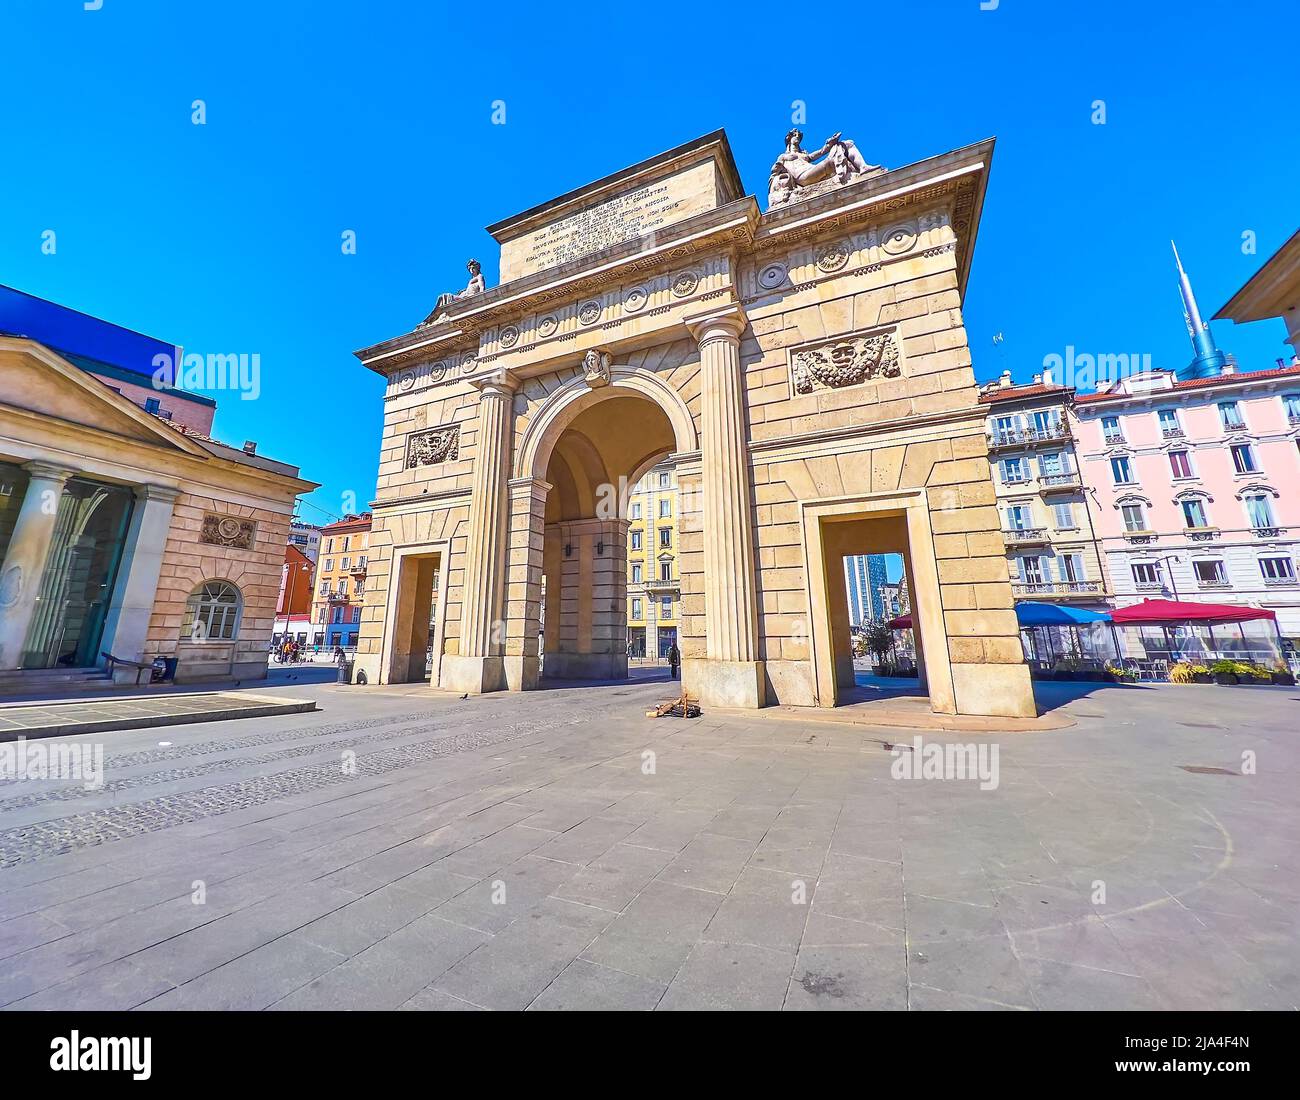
<box><xmin>0</xmin><ymin>692</ymin><xmax>317</xmax><ymax>740</ymax></box>
<box><xmin>0</xmin><ymin>678</ymin><xmax>1296</xmax><ymax>1010</ymax></box>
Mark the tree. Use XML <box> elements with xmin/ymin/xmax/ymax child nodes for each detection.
<box><xmin>861</xmin><ymin>617</ymin><xmax>895</xmax><ymax>667</ymax></box>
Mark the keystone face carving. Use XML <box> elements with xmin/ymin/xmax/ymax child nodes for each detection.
<box><xmin>583</xmin><ymin>348</ymin><xmax>612</xmax><ymax>389</ymax></box>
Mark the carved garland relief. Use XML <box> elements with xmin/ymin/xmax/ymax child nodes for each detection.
<box><xmin>405</xmin><ymin>426</ymin><xmax>461</xmax><ymax>469</ymax></box>
<box><xmin>790</xmin><ymin>328</ymin><xmax>901</xmax><ymax>395</ymax></box>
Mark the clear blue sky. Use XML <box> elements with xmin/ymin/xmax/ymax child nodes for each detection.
<box><xmin>2</xmin><ymin>0</ymin><xmax>1294</xmax><ymax>525</ymax></box>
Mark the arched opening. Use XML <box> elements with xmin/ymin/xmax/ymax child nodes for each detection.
<box><xmin>535</xmin><ymin>391</ymin><xmax>679</xmax><ymax>684</ymax></box>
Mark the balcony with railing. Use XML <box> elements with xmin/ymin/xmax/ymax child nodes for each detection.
<box><xmin>1038</xmin><ymin>471</ymin><xmax>1082</xmax><ymax>493</ymax></box>
<box><xmin>1103</xmin><ymin>432</ymin><xmax>1126</xmax><ymax>446</ymax></box>
<box><xmin>987</xmin><ymin>423</ymin><xmax>1072</xmax><ymax>450</ymax></box>
<box><xmin>1161</xmin><ymin>426</ymin><xmax>1185</xmax><ymax>440</ymax></box>
<box><xmin>1263</xmin><ymin>573</ymin><xmax>1299</xmax><ymax>587</ymax></box>
<box><xmin>1002</xmin><ymin>527</ymin><xmax>1050</xmax><ymax>547</ymax></box>
<box><xmin>1012</xmin><ymin>580</ymin><xmax>1106</xmax><ymax>599</ymax></box>
<box><xmin>1288</xmin><ymin>412</ymin><xmax>1300</xmax><ymax>428</ymax></box>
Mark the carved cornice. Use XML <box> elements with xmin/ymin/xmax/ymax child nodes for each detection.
<box><xmin>358</xmin><ymin>201</ymin><xmax>760</xmax><ymax>374</ymax></box>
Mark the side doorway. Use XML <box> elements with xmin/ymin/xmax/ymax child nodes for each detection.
<box><xmin>382</xmin><ymin>545</ymin><xmax>448</xmax><ymax>685</ymax></box>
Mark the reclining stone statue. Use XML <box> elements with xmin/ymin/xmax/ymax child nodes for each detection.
<box><xmin>422</xmin><ymin>258</ymin><xmax>486</xmax><ymax>325</ymax></box>
<box><xmin>768</xmin><ymin>129</ymin><xmax>882</xmax><ymax>208</ymax></box>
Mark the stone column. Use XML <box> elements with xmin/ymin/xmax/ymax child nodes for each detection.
<box><xmin>684</xmin><ymin>305</ymin><xmax>765</xmax><ymax>708</ymax></box>
<box><xmin>0</xmin><ymin>462</ymin><xmax>74</xmax><ymax>670</ymax></box>
<box><xmin>99</xmin><ymin>483</ymin><xmax>181</xmax><ymax>678</ymax></box>
<box><xmin>442</xmin><ymin>371</ymin><xmax>516</xmax><ymax>694</ymax></box>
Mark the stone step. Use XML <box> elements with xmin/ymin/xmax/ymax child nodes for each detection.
<box><xmin>0</xmin><ymin>667</ymin><xmax>113</xmax><ymax>692</ymax></box>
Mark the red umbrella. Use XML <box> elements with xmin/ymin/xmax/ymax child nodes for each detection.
<box><xmin>886</xmin><ymin>615</ymin><xmax>912</xmax><ymax>629</ymax></box>
<box><xmin>1110</xmin><ymin>598</ymin><xmax>1276</xmax><ymax>624</ymax></box>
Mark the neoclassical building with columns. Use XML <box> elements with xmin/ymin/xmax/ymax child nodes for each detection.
<box><xmin>353</xmin><ymin>129</ymin><xmax>1035</xmax><ymax>717</ymax></box>
<box><xmin>0</xmin><ymin>332</ymin><xmax>315</xmax><ymax>684</ymax></box>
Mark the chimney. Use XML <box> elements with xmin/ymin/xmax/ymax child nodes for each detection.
<box><xmin>1031</xmin><ymin>373</ymin><xmax>1042</xmax><ymax>385</ymax></box>
<box><xmin>999</xmin><ymin>369</ymin><xmax>1012</xmax><ymax>388</ymax></box>
<box><xmin>242</xmin><ymin>441</ymin><xmax>258</xmax><ymax>455</ymax></box>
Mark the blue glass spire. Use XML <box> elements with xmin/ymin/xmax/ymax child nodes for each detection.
<box><xmin>1172</xmin><ymin>241</ymin><xmax>1227</xmax><ymax>379</ymax></box>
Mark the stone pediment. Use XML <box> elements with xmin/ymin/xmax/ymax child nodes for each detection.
<box><xmin>0</xmin><ymin>337</ymin><xmax>209</xmax><ymax>455</ymax></box>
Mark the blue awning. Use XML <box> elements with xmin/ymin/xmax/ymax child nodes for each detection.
<box><xmin>1015</xmin><ymin>602</ymin><xmax>1112</xmax><ymax>626</ymax></box>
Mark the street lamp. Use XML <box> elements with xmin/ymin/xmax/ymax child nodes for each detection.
<box><xmin>1152</xmin><ymin>554</ymin><xmax>1182</xmax><ymax>601</ymax></box>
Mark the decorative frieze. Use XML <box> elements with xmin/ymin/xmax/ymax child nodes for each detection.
<box><xmin>200</xmin><ymin>514</ymin><xmax>257</xmax><ymax>550</ymax></box>
<box><xmin>790</xmin><ymin>328</ymin><xmax>901</xmax><ymax>395</ymax></box>
<box><xmin>405</xmin><ymin>425</ymin><xmax>461</xmax><ymax>469</ymax></box>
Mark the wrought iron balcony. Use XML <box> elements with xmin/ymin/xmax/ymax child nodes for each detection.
<box><xmin>1103</xmin><ymin>432</ymin><xmax>1126</xmax><ymax>446</ymax></box>
<box><xmin>1122</xmin><ymin>529</ymin><xmax>1157</xmax><ymax>543</ymax></box>
<box><xmin>1184</xmin><ymin>526</ymin><xmax>1220</xmax><ymax>541</ymax></box>
<box><xmin>1161</xmin><ymin>426</ymin><xmax>1185</xmax><ymax>439</ymax></box>
<box><xmin>987</xmin><ymin>424</ymin><xmax>1072</xmax><ymax>450</ymax></box>
<box><xmin>1252</xmin><ymin>526</ymin><xmax>1282</xmax><ymax>538</ymax></box>
<box><xmin>1134</xmin><ymin>581</ymin><xmax>1167</xmax><ymax>592</ymax></box>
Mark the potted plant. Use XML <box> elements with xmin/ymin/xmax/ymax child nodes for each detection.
<box><xmin>1270</xmin><ymin>662</ymin><xmax>1296</xmax><ymax>686</ymax></box>
<box><xmin>1169</xmin><ymin>661</ymin><xmax>1195</xmax><ymax>684</ymax></box>
<box><xmin>1210</xmin><ymin>659</ymin><xmax>1239</xmax><ymax>685</ymax></box>
<box><xmin>1104</xmin><ymin>662</ymin><xmax>1137</xmax><ymax>683</ymax></box>
<box><xmin>1190</xmin><ymin>664</ymin><xmax>1212</xmax><ymax>684</ymax></box>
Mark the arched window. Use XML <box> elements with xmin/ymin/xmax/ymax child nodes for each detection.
<box><xmin>182</xmin><ymin>581</ymin><xmax>242</xmax><ymax>641</ymax></box>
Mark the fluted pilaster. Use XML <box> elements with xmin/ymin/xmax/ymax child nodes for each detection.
<box><xmin>460</xmin><ymin>373</ymin><xmax>515</xmax><ymax>656</ymax></box>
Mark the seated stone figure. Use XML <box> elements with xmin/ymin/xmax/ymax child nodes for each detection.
<box><xmin>768</xmin><ymin>129</ymin><xmax>881</xmax><ymax>208</ymax></box>
<box><xmin>423</xmin><ymin>258</ymin><xmax>486</xmax><ymax>324</ymax></box>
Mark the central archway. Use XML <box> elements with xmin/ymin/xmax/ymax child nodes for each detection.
<box><xmin>516</xmin><ymin>369</ymin><xmax>693</xmax><ymax>685</ymax></box>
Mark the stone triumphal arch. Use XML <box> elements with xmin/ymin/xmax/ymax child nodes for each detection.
<box><xmin>353</xmin><ymin>129</ymin><xmax>1037</xmax><ymax>717</ymax></box>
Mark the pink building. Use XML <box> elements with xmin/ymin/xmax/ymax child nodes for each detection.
<box><xmin>1074</xmin><ymin>365</ymin><xmax>1300</xmax><ymax>637</ymax></box>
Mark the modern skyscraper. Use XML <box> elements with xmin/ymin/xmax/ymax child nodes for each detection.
<box><xmin>843</xmin><ymin>554</ymin><xmax>890</xmax><ymax>626</ymax></box>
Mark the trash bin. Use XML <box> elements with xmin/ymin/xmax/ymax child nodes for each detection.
<box><xmin>151</xmin><ymin>657</ymin><xmax>179</xmax><ymax>683</ymax></box>
<box><xmin>337</xmin><ymin>659</ymin><xmax>354</xmax><ymax>685</ymax></box>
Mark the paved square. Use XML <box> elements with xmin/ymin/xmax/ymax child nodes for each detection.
<box><xmin>0</xmin><ymin>675</ymin><xmax>1296</xmax><ymax>1010</ymax></box>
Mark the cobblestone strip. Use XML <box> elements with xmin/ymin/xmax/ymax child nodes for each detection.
<box><xmin>0</xmin><ymin>714</ymin><xmax>463</xmax><ymax>813</ymax></box>
<box><xmin>0</xmin><ymin>715</ymin><xmax>582</xmax><ymax>867</ymax></box>
<box><xmin>100</xmin><ymin>710</ymin><xmax>453</xmax><ymax>768</ymax></box>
